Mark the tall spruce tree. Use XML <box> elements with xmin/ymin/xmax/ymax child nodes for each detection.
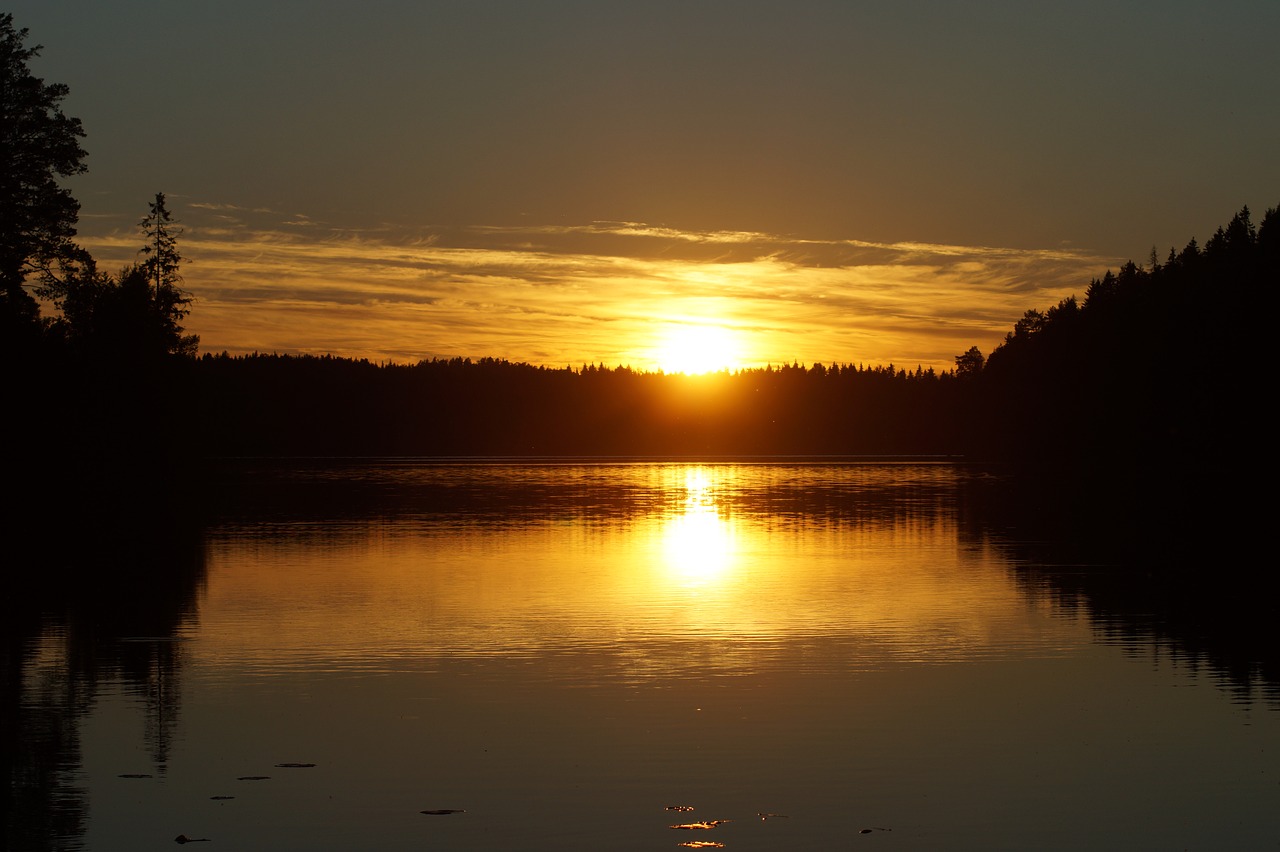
<box><xmin>139</xmin><ymin>192</ymin><xmax>182</xmax><ymax>297</ymax></box>
<box><xmin>138</xmin><ymin>193</ymin><xmax>198</xmax><ymax>357</ymax></box>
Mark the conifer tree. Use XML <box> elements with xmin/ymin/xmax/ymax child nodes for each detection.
<box><xmin>139</xmin><ymin>192</ymin><xmax>183</xmax><ymax>297</ymax></box>
<box><xmin>137</xmin><ymin>192</ymin><xmax>197</xmax><ymax>357</ymax></box>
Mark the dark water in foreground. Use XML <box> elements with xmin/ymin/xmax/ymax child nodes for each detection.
<box><xmin>6</xmin><ymin>461</ymin><xmax>1278</xmax><ymax>850</ymax></box>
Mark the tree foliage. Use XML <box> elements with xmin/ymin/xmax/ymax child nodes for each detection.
<box><xmin>45</xmin><ymin>262</ymin><xmax>198</xmax><ymax>361</ymax></box>
<box><xmin>0</xmin><ymin>12</ymin><xmax>87</xmax><ymax>342</ymax></box>
<box><xmin>40</xmin><ymin>195</ymin><xmax>199</xmax><ymax>361</ymax></box>
<box><xmin>954</xmin><ymin>345</ymin><xmax>985</xmax><ymax>378</ymax></box>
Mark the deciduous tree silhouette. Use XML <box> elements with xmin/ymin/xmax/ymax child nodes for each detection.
<box><xmin>954</xmin><ymin>346</ymin><xmax>984</xmax><ymax>378</ymax></box>
<box><xmin>0</xmin><ymin>13</ymin><xmax>88</xmax><ymax>348</ymax></box>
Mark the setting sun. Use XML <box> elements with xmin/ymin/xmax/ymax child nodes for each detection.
<box><xmin>653</xmin><ymin>324</ymin><xmax>743</xmax><ymax>375</ymax></box>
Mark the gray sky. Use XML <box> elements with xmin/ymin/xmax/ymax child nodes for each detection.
<box><xmin>11</xmin><ymin>1</ymin><xmax>1280</xmax><ymax>369</ymax></box>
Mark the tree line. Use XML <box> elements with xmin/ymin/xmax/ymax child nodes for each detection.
<box><xmin>190</xmin><ymin>353</ymin><xmax>966</xmax><ymax>456</ymax></box>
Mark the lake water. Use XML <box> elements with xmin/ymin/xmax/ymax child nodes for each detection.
<box><xmin>9</xmin><ymin>461</ymin><xmax>1279</xmax><ymax>850</ymax></box>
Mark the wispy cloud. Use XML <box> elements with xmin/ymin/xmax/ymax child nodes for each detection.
<box><xmin>77</xmin><ymin>206</ymin><xmax>1119</xmax><ymax>371</ymax></box>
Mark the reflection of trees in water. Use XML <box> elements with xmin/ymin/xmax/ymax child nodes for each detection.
<box><xmin>2</xmin><ymin>513</ymin><xmax>206</xmax><ymax>851</ymax></box>
<box><xmin>3</xmin><ymin>629</ymin><xmax>91</xmax><ymax>851</ymax></box>
<box><xmin>1016</xmin><ymin>560</ymin><xmax>1277</xmax><ymax>705</ymax></box>
<box><xmin>958</xmin><ymin>470</ymin><xmax>1277</xmax><ymax>705</ymax></box>
<box><xmin>205</xmin><ymin>458</ymin><xmax>965</xmax><ymax>528</ymax></box>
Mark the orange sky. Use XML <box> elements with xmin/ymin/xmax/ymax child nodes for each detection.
<box><xmin>80</xmin><ymin>207</ymin><xmax>1114</xmax><ymax>372</ymax></box>
<box><xmin>13</xmin><ymin>2</ymin><xmax>1279</xmax><ymax>371</ymax></box>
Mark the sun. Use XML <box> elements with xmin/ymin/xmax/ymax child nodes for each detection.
<box><xmin>654</xmin><ymin>324</ymin><xmax>742</xmax><ymax>375</ymax></box>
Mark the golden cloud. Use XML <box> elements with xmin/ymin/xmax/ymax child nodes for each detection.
<box><xmin>76</xmin><ymin>206</ymin><xmax>1117</xmax><ymax>371</ymax></box>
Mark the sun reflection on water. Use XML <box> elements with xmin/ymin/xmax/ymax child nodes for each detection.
<box><xmin>662</xmin><ymin>503</ymin><xmax>735</xmax><ymax>588</ymax></box>
<box><xmin>660</xmin><ymin>467</ymin><xmax>738</xmax><ymax>589</ymax></box>
<box><xmin>199</xmin><ymin>463</ymin><xmax>1047</xmax><ymax>679</ymax></box>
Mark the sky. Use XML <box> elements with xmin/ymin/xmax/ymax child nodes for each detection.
<box><xmin>11</xmin><ymin>1</ymin><xmax>1280</xmax><ymax>372</ymax></box>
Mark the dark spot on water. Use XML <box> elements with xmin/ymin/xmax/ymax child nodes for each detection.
<box><xmin>237</xmin><ymin>776</ymin><xmax>270</xmax><ymax>781</ymax></box>
<box><xmin>210</xmin><ymin>796</ymin><xmax>235</xmax><ymax>800</ymax></box>
<box><xmin>275</xmin><ymin>762</ymin><xmax>316</xmax><ymax>768</ymax></box>
<box><xmin>758</xmin><ymin>812</ymin><xmax>789</xmax><ymax>820</ymax></box>
<box><xmin>118</xmin><ymin>774</ymin><xmax>152</xmax><ymax>779</ymax></box>
<box><xmin>420</xmin><ymin>809</ymin><xmax>465</xmax><ymax>815</ymax></box>
<box><xmin>174</xmin><ymin>835</ymin><xmax>211</xmax><ymax>844</ymax></box>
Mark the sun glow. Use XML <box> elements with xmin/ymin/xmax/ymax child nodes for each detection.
<box><xmin>660</xmin><ymin>468</ymin><xmax>737</xmax><ymax>588</ymax></box>
<box><xmin>654</xmin><ymin>324</ymin><xmax>742</xmax><ymax>375</ymax></box>
<box><xmin>662</xmin><ymin>508</ymin><xmax>735</xmax><ymax>588</ymax></box>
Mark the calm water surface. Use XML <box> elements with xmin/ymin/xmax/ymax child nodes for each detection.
<box><xmin>14</xmin><ymin>462</ymin><xmax>1280</xmax><ymax>850</ymax></box>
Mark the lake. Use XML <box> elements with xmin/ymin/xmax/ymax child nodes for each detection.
<box><xmin>7</xmin><ymin>460</ymin><xmax>1278</xmax><ymax>850</ymax></box>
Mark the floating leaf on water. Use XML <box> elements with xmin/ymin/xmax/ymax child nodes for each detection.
<box><xmin>666</xmin><ymin>805</ymin><xmax>695</xmax><ymax>812</ymax></box>
<box><xmin>237</xmin><ymin>776</ymin><xmax>271</xmax><ymax>781</ymax></box>
<box><xmin>275</xmin><ymin>763</ymin><xmax>316</xmax><ymax>768</ymax></box>
<box><xmin>420</xmin><ymin>809</ymin><xmax>465</xmax><ymax>815</ymax></box>
<box><xmin>118</xmin><ymin>774</ymin><xmax>153</xmax><ymax>779</ymax></box>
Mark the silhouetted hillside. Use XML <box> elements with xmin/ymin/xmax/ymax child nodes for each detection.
<box><xmin>970</xmin><ymin>204</ymin><xmax>1276</xmax><ymax>472</ymax></box>
<box><xmin>946</xmin><ymin>205</ymin><xmax>1276</xmax><ymax>556</ymax></box>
